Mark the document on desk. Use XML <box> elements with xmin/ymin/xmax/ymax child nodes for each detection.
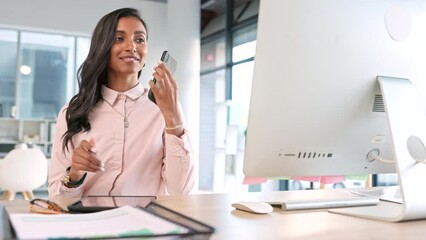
<box><xmin>9</xmin><ymin>205</ymin><xmax>188</xmax><ymax>239</ymax></box>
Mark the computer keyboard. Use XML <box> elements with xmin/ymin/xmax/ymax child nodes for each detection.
<box><xmin>277</xmin><ymin>197</ymin><xmax>380</xmax><ymax>210</ymax></box>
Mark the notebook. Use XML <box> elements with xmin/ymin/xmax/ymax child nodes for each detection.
<box><xmin>8</xmin><ymin>202</ymin><xmax>215</xmax><ymax>239</ymax></box>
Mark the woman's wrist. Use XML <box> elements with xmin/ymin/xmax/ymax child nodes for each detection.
<box><xmin>165</xmin><ymin>124</ymin><xmax>184</xmax><ymax>137</ymax></box>
<box><xmin>165</xmin><ymin>122</ymin><xmax>183</xmax><ymax>130</ymax></box>
<box><xmin>62</xmin><ymin>167</ymin><xmax>87</xmax><ymax>188</ymax></box>
<box><xmin>69</xmin><ymin>171</ymin><xmax>84</xmax><ymax>182</ymax></box>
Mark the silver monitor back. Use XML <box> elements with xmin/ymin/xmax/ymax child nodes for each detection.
<box><xmin>244</xmin><ymin>0</ymin><xmax>426</xmax><ymax>177</ymax></box>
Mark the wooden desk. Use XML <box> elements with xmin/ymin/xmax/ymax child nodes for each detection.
<box><xmin>1</xmin><ymin>189</ymin><xmax>426</xmax><ymax>239</ymax></box>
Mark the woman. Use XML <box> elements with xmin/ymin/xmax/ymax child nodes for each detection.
<box><xmin>48</xmin><ymin>8</ymin><xmax>194</xmax><ymax>199</ymax></box>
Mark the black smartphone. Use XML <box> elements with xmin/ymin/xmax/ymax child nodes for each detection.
<box><xmin>148</xmin><ymin>50</ymin><xmax>178</xmax><ymax>104</ymax></box>
<box><xmin>67</xmin><ymin>195</ymin><xmax>157</xmax><ymax>213</ymax></box>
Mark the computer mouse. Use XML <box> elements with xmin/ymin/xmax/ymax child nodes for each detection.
<box><xmin>232</xmin><ymin>201</ymin><xmax>273</xmax><ymax>214</ymax></box>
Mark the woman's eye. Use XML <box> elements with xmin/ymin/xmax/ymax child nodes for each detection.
<box><xmin>135</xmin><ymin>38</ymin><xmax>145</xmax><ymax>44</ymax></box>
<box><xmin>114</xmin><ymin>36</ymin><xmax>124</xmax><ymax>42</ymax></box>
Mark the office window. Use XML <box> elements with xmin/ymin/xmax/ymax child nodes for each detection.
<box><xmin>0</xmin><ymin>28</ymin><xmax>90</xmax><ymax>157</ymax></box>
<box><xmin>230</xmin><ymin>55</ymin><xmax>254</xmax><ymax>130</ymax></box>
<box><xmin>234</xmin><ymin>0</ymin><xmax>259</xmax><ymax>24</ymax></box>
<box><xmin>199</xmin><ymin>40</ymin><xmax>257</xmax><ymax>193</ymax></box>
<box><xmin>0</xmin><ymin>29</ymin><xmax>18</xmax><ymax>118</ymax></box>
<box><xmin>0</xmin><ymin>28</ymin><xmax>90</xmax><ymax>120</ymax></box>
<box><xmin>231</xmin><ymin>25</ymin><xmax>257</xmax><ymax>129</ymax></box>
<box><xmin>18</xmin><ymin>32</ymin><xmax>76</xmax><ymax>118</ymax></box>
<box><xmin>232</xmin><ymin>24</ymin><xmax>257</xmax><ymax>62</ymax></box>
<box><xmin>199</xmin><ymin>69</ymin><xmax>226</xmax><ymax>191</ymax></box>
<box><xmin>222</xmin><ymin>46</ymin><xmax>256</xmax><ymax>193</ymax></box>
<box><xmin>201</xmin><ymin>36</ymin><xmax>226</xmax><ymax>72</ymax></box>
<box><xmin>200</xmin><ymin>0</ymin><xmax>258</xmax><ymax>193</ymax></box>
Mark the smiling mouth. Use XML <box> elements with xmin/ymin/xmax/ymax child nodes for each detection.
<box><xmin>120</xmin><ymin>56</ymin><xmax>140</xmax><ymax>62</ymax></box>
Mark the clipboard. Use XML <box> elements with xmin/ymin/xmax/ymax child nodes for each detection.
<box><xmin>144</xmin><ymin>201</ymin><xmax>215</xmax><ymax>238</ymax></box>
<box><xmin>68</xmin><ymin>195</ymin><xmax>157</xmax><ymax>213</ymax></box>
<box><xmin>6</xmin><ymin>201</ymin><xmax>215</xmax><ymax>239</ymax></box>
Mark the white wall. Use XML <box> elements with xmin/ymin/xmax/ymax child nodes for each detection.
<box><xmin>0</xmin><ymin>0</ymin><xmax>167</xmax><ymax>86</ymax></box>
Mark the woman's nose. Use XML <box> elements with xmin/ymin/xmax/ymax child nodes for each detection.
<box><xmin>126</xmin><ymin>39</ymin><xmax>136</xmax><ymax>52</ymax></box>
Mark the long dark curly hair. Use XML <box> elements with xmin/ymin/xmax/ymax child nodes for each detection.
<box><xmin>62</xmin><ymin>8</ymin><xmax>148</xmax><ymax>152</ymax></box>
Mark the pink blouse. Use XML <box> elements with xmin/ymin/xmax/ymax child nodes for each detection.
<box><xmin>48</xmin><ymin>84</ymin><xmax>195</xmax><ymax>199</ymax></box>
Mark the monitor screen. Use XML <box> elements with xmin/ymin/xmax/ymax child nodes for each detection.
<box><xmin>244</xmin><ymin>0</ymin><xmax>426</xmax><ymax>178</ymax></box>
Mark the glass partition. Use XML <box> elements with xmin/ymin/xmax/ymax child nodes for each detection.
<box><xmin>0</xmin><ymin>29</ymin><xmax>18</xmax><ymax>118</ymax></box>
<box><xmin>18</xmin><ymin>31</ymin><xmax>76</xmax><ymax>118</ymax></box>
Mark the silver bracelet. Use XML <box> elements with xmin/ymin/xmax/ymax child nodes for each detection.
<box><xmin>165</xmin><ymin>122</ymin><xmax>184</xmax><ymax>130</ymax></box>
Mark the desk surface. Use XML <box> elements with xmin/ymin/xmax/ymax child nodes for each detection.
<box><xmin>1</xmin><ymin>189</ymin><xmax>426</xmax><ymax>240</ymax></box>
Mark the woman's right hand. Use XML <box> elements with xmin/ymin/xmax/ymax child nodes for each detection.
<box><xmin>69</xmin><ymin>138</ymin><xmax>104</xmax><ymax>180</ymax></box>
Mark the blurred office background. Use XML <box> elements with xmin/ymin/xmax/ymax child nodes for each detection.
<box><xmin>0</xmin><ymin>0</ymin><xmax>397</xmax><ymax>198</ymax></box>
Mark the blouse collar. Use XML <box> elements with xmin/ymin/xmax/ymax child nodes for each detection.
<box><xmin>101</xmin><ymin>82</ymin><xmax>146</xmax><ymax>105</ymax></box>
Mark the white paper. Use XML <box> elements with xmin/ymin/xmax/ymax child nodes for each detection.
<box><xmin>9</xmin><ymin>205</ymin><xmax>188</xmax><ymax>239</ymax></box>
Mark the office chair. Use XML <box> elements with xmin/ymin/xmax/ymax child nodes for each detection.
<box><xmin>0</xmin><ymin>147</ymin><xmax>48</xmax><ymax>200</ymax></box>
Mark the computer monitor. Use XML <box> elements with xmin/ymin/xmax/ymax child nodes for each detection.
<box><xmin>244</xmin><ymin>0</ymin><xmax>426</xmax><ymax>222</ymax></box>
<box><xmin>244</xmin><ymin>0</ymin><xmax>426</xmax><ymax>178</ymax></box>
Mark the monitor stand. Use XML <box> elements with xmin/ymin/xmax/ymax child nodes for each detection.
<box><xmin>329</xmin><ymin>76</ymin><xmax>426</xmax><ymax>222</ymax></box>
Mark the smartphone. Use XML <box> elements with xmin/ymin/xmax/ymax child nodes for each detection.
<box><xmin>148</xmin><ymin>50</ymin><xmax>178</xmax><ymax>104</ymax></box>
<box><xmin>67</xmin><ymin>195</ymin><xmax>157</xmax><ymax>213</ymax></box>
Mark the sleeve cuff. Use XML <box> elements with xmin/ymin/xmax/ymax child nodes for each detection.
<box><xmin>165</xmin><ymin>128</ymin><xmax>192</xmax><ymax>156</ymax></box>
<box><xmin>59</xmin><ymin>182</ymin><xmax>85</xmax><ymax>196</ymax></box>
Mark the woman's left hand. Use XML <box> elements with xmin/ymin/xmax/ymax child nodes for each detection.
<box><xmin>149</xmin><ymin>61</ymin><xmax>184</xmax><ymax>137</ymax></box>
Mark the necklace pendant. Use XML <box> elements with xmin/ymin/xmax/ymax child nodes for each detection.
<box><xmin>124</xmin><ymin>117</ymin><xmax>129</xmax><ymax>128</ymax></box>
